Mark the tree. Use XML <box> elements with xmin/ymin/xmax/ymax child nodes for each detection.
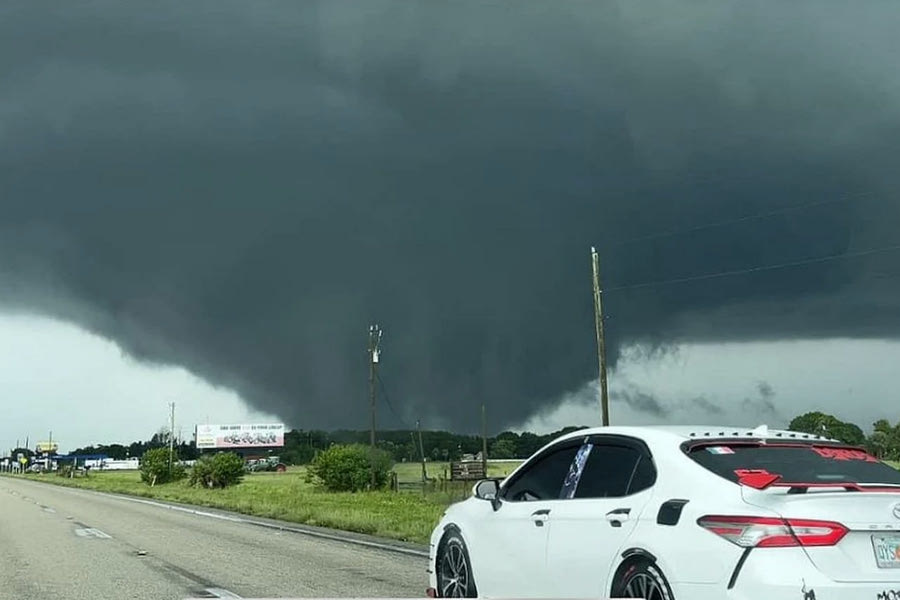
<box><xmin>308</xmin><ymin>444</ymin><xmax>393</xmax><ymax>492</ymax></box>
<box><xmin>788</xmin><ymin>411</ymin><xmax>865</xmax><ymax>446</ymax></box>
<box><xmin>189</xmin><ymin>452</ymin><xmax>245</xmax><ymax>488</ymax></box>
<box><xmin>489</xmin><ymin>438</ymin><xmax>517</xmax><ymax>459</ymax></box>
<box><xmin>868</xmin><ymin>430</ymin><xmax>891</xmax><ymax>460</ymax></box>
<box><xmin>140</xmin><ymin>447</ymin><xmax>185</xmax><ymax>486</ymax></box>
<box><xmin>870</xmin><ymin>419</ymin><xmax>900</xmax><ymax>461</ymax></box>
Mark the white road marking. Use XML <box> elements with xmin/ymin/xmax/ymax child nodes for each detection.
<box><xmin>15</xmin><ymin>480</ymin><xmax>428</xmax><ymax>557</ymax></box>
<box><xmin>43</xmin><ymin>507</ymin><xmax>56</xmax><ymax>513</ymax></box>
<box><xmin>75</xmin><ymin>527</ymin><xmax>112</xmax><ymax>539</ymax></box>
<box><xmin>204</xmin><ymin>588</ymin><xmax>243</xmax><ymax>599</ymax></box>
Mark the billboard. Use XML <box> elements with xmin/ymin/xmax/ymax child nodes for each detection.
<box><xmin>195</xmin><ymin>424</ymin><xmax>284</xmax><ymax>449</ymax></box>
<box><xmin>36</xmin><ymin>441</ymin><xmax>58</xmax><ymax>454</ymax></box>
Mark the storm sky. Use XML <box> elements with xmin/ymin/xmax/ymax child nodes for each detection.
<box><xmin>2</xmin><ymin>2</ymin><xmax>900</xmax><ymax>440</ymax></box>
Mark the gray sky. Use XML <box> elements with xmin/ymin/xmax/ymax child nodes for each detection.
<box><xmin>2</xmin><ymin>313</ymin><xmax>895</xmax><ymax>451</ymax></box>
<box><xmin>517</xmin><ymin>339</ymin><xmax>900</xmax><ymax>435</ymax></box>
<box><xmin>2</xmin><ymin>2</ymin><xmax>900</xmax><ymax>440</ymax></box>
<box><xmin>0</xmin><ymin>314</ymin><xmax>278</xmax><ymax>452</ymax></box>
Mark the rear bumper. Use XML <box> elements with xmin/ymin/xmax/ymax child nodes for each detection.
<box><xmin>676</xmin><ymin>581</ymin><xmax>900</xmax><ymax>600</ymax></box>
<box><xmin>673</xmin><ymin>547</ymin><xmax>900</xmax><ymax>600</ymax></box>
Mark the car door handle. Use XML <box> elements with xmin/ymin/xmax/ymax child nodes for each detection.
<box><xmin>531</xmin><ymin>509</ymin><xmax>550</xmax><ymax>527</ymax></box>
<box><xmin>605</xmin><ymin>508</ymin><xmax>631</xmax><ymax>527</ymax></box>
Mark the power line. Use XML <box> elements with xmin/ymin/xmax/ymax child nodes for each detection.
<box><xmin>607</xmin><ymin>191</ymin><xmax>874</xmax><ymax>248</ymax></box>
<box><xmin>376</xmin><ymin>372</ymin><xmax>413</xmax><ymax>430</ymax></box>
<box><xmin>607</xmin><ymin>242</ymin><xmax>900</xmax><ymax>293</ymax></box>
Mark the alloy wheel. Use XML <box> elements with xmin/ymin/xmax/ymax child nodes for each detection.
<box><xmin>623</xmin><ymin>572</ymin><xmax>667</xmax><ymax>600</ymax></box>
<box><xmin>439</xmin><ymin>542</ymin><xmax>469</xmax><ymax>598</ymax></box>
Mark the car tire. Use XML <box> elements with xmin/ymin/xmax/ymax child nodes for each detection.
<box><xmin>436</xmin><ymin>529</ymin><xmax>478</xmax><ymax>598</ymax></box>
<box><xmin>611</xmin><ymin>559</ymin><xmax>675</xmax><ymax>600</ymax></box>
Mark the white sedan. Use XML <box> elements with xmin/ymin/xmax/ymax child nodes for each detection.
<box><xmin>427</xmin><ymin>425</ymin><xmax>900</xmax><ymax>599</ymax></box>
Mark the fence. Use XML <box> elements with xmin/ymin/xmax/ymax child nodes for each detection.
<box><xmin>389</xmin><ymin>460</ymin><xmax>522</xmax><ymax>503</ymax></box>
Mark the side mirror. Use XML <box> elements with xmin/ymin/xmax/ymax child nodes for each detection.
<box><xmin>473</xmin><ymin>479</ymin><xmax>502</xmax><ymax>511</ymax></box>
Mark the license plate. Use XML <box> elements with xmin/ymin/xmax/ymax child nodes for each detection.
<box><xmin>872</xmin><ymin>535</ymin><xmax>900</xmax><ymax>568</ymax></box>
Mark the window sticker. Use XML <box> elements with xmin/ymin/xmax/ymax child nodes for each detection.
<box><xmin>706</xmin><ymin>446</ymin><xmax>735</xmax><ymax>455</ymax></box>
<box><xmin>560</xmin><ymin>443</ymin><xmax>593</xmax><ymax>499</ymax></box>
<box><xmin>811</xmin><ymin>447</ymin><xmax>879</xmax><ymax>462</ymax></box>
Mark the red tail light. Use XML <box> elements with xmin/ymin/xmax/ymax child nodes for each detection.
<box><xmin>697</xmin><ymin>515</ymin><xmax>848</xmax><ymax>548</ymax></box>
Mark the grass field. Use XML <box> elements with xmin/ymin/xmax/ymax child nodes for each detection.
<box><xmin>10</xmin><ymin>458</ymin><xmax>897</xmax><ymax>545</ymax></box>
<box><xmin>5</xmin><ymin>460</ymin><xmax>523</xmax><ymax>545</ymax></box>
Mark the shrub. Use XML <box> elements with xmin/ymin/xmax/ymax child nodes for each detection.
<box><xmin>309</xmin><ymin>444</ymin><xmax>393</xmax><ymax>492</ymax></box>
<box><xmin>140</xmin><ymin>447</ymin><xmax>186</xmax><ymax>486</ymax></box>
<box><xmin>189</xmin><ymin>452</ymin><xmax>245</xmax><ymax>489</ymax></box>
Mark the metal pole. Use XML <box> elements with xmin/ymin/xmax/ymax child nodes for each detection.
<box><xmin>591</xmin><ymin>247</ymin><xmax>610</xmax><ymax>426</ymax></box>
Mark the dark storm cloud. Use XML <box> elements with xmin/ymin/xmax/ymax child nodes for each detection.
<box><xmin>690</xmin><ymin>397</ymin><xmax>725</xmax><ymax>417</ymax></box>
<box><xmin>610</xmin><ymin>384</ymin><xmax>724</xmax><ymax>419</ymax></box>
<box><xmin>742</xmin><ymin>381</ymin><xmax>781</xmax><ymax>420</ymax></box>
<box><xmin>614</xmin><ymin>386</ymin><xmax>668</xmax><ymax>418</ymax></box>
<box><xmin>2</xmin><ymin>1</ymin><xmax>900</xmax><ymax>432</ymax></box>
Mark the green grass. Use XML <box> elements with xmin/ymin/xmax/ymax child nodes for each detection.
<box><xmin>4</xmin><ymin>460</ymin><xmax>523</xmax><ymax>545</ymax></box>
<box><xmin>888</xmin><ymin>461</ymin><xmax>900</xmax><ymax>470</ymax></box>
<box><xmin>8</xmin><ymin>458</ymin><xmax>895</xmax><ymax>544</ymax></box>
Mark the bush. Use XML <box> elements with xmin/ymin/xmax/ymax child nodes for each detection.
<box><xmin>140</xmin><ymin>447</ymin><xmax>186</xmax><ymax>486</ymax></box>
<box><xmin>189</xmin><ymin>452</ymin><xmax>245</xmax><ymax>489</ymax></box>
<box><xmin>309</xmin><ymin>444</ymin><xmax>393</xmax><ymax>492</ymax></box>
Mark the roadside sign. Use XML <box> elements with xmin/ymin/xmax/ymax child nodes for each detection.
<box><xmin>195</xmin><ymin>423</ymin><xmax>284</xmax><ymax>449</ymax></box>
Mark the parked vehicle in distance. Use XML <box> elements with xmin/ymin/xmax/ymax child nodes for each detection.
<box><xmin>427</xmin><ymin>425</ymin><xmax>900</xmax><ymax>599</ymax></box>
<box><xmin>245</xmin><ymin>456</ymin><xmax>287</xmax><ymax>472</ymax></box>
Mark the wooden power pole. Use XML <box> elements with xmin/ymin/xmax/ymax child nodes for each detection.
<box><xmin>416</xmin><ymin>419</ymin><xmax>427</xmax><ymax>483</ymax></box>
<box><xmin>168</xmin><ymin>402</ymin><xmax>176</xmax><ymax>473</ymax></box>
<box><xmin>481</xmin><ymin>404</ymin><xmax>488</xmax><ymax>476</ymax></box>
<box><xmin>591</xmin><ymin>247</ymin><xmax>610</xmax><ymax>426</ymax></box>
<box><xmin>368</xmin><ymin>324</ymin><xmax>383</xmax><ymax>488</ymax></box>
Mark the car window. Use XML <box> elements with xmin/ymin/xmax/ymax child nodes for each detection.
<box><xmin>560</xmin><ymin>443</ymin><xmax>594</xmax><ymax>498</ymax></box>
<box><xmin>627</xmin><ymin>453</ymin><xmax>657</xmax><ymax>494</ymax></box>
<box><xmin>572</xmin><ymin>444</ymin><xmax>644</xmax><ymax>499</ymax></box>
<box><xmin>687</xmin><ymin>443</ymin><xmax>900</xmax><ymax>486</ymax></box>
<box><xmin>502</xmin><ymin>443</ymin><xmax>580</xmax><ymax>501</ymax></box>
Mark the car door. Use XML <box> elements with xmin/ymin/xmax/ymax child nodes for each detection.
<box><xmin>544</xmin><ymin>436</ymin><xmax>657</xmax><ymax>598</ymax></box>
<box><xmin>471</xmin><ymin>440</ymin><xmax>581</xmax><ymax>597</ymax></box>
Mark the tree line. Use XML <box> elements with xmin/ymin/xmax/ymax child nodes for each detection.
<box><xmin>788</xmin><ymin>411</ymin><xmax>900</xmax><ymax>461</ymax></box>
<box><xmin>9</xmin><ymin>413</ymin><xmax>899</xmax><ymax>465</ymax></box>
<box><xmin>9</xmin><ymin>426</ymin><xmax>586</xmax><ymax>465</ymax></box>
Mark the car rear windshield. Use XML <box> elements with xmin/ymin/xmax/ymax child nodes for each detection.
<box><xmin>687</xmin><ymin>443</ymin><xmax>900</xmax><ymax>486</ymax></box>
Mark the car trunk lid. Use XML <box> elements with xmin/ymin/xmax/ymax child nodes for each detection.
<box><xmin>742</xmin><ymin>489</ymin><xmax>900</xmax><ymax>583</ymax></box>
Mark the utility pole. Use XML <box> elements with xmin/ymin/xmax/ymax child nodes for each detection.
<box><xmin>168</xmin><ymin>402</ymin><xmax>175</xmax><ymax>474</ymax></box>
<box><xmin>591</xmin><ymin>247</ymin><xmax>610</xmax><ymax>426</ymax></box>
<box><xmin>416</xmin><ymin>419</ymin><xmax>427</xmax><ymax>483</ymax></box>
<box><xmin>368</xmin><ymin>324</ymin><xmax>383</xmax><ymax>488</ymax></box>
<box><xmin>481</xmin><ymin>404</ymin><xmax>488</xmax><ymax>476</ymax></box>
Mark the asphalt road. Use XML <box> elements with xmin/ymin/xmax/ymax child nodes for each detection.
<box><xmin>0</xmin><ymin>477</ymin><xmax>427</xmax><ymax>600</ymax></box>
